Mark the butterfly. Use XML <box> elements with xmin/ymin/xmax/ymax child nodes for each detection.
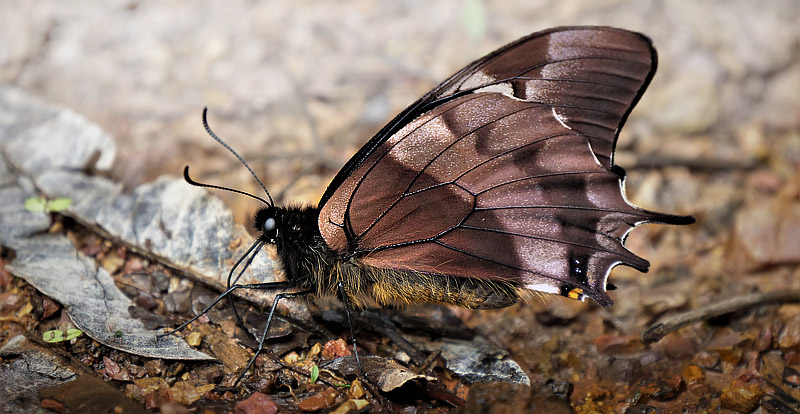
<box><xmin>162</xmin><ymin>26</ymin><xmax>694</xmax><ymax>387</ymax></box>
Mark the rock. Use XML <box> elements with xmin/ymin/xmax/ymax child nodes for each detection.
<box><xmin>329</xmin><ymin>399</ymin><xmax>370</xmax><ymax>414</ymax></box>
<box><xmin>777</xmin><ymin>315</ymin><xmax>800</xmax><ymax>349</ymax></box>
<box><xmin>143</xmin><ymin>360</ymin><xmax>165</xmax><ymax>377</ymax></box>
<box><xmin>595</xmin><ymin>335</ymin><xmax>645</xmax><ymax>355</ymax></box>
<box><xmin>185</xmin><ymin>331</ymin><xmax>203</xmax><ymax>347</ymax></box>
<box><xmin>706</xmin><ymin>330</ymin><xmax>751</xmax><ymax>366</ymax></box>
<box><xmin>167</xmin><ymin>380</ymin><xmax>215</xmax><ymax>406</ymax></box>
<box><xmin>695</xmin><ymin>351</ymin><xmax>720</xmax><ymax>369</ymax></box>
<box><xmin>784</xmin><ymin>366</ymin><xmax>800</xmax><ymax>388</ymax></box>
<box><xmin>755</xmin><ymin>324</ymin><xmax>775</xmax><ymax>352</ymax></box>
<box><xmin>663</xmin><ymin>335</ymin><xmax>697</xmax><ymax>360</ymax></box>
<box><xmin>40</xmin><ymin>398</ymin><xmax>66</xmax><ymax>413</ymax></box>
<box><xmin>720</xmin><ymin>380</ymin><xmax>764</xmax><ymax>413</ymax></box>
<box><xmin>348</xmin><ymin>379</ymin><xmax>366</xmax><ymax>399</ymax></box>
<box><xmin>234</xmin><ymin>392</ymin><xmax>278</xmax><ymax>414</ymax></box>
<box><xmin>297</xmin><ymin>388</ymin><xmax>339</xmax><ymax>411</ymax></box>
<box><xmin>322</xmin><ymin>338</ymin><xmax>351</xmax><ymax>359</ymax></box>
<box><xmin>637</xmin><ymin>376</ymin><xmax>682</xmax><ymax>400</ymax></box>
<box><xmin>733</xmin><ymin>201</ymin><xmax>800</xmax><ymax>269</ymax></box>
<box><xmin>681</xmin><ymin>365</ymin><xmax>705</xmax><ymax>386</ymax></box>
<box><xmin>786</xmin><ymin>350</ymin><xmax>800</xmax><ymax>366</ymax></box>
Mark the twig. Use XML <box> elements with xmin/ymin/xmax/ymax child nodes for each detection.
<box><xmin>641</xmin><ymin>290</ymin><xmax>800</xmax><ymax>344</ymax></box>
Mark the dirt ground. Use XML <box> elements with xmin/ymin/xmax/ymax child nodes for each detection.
<box><xmin>1</xmin><ymin>1</ymin><xmax>799</xmax><ymax>413</ymax></box>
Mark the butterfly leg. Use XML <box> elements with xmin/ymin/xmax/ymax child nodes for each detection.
<box><xmin>157</xmin><ymin>280</ymin><xmax>294</xmax><ymax>338</ymax></box>
<box><xmin>225</xmin><ymin>240</ymin><xmax>266</xmax><ymax>338</ymax></box>
<box><xmin>337</xmin><ymin>282</ymin><xmax>365</xmax><ymax>377</ymax></box>
<box><xmin>231</xmin><ymin>289</ymin><xmax>313</xmax><ymax>389</ymax></box>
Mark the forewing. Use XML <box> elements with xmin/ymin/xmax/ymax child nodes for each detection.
<box><xmin>318</xmin><ymin>27</ymin><xmax>692</xmax><ymax>306</ymax></box>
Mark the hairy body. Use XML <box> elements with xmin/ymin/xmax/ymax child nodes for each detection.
<box><xmin>262</xmin><ymin>205</ymin><xmax>520</xmax><ymax>310</ymax></box>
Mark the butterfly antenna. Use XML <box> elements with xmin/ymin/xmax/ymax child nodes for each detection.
<box><xmin>183</xmin><ymin>166</ymin><xmax>271</xmax><ymax>206</ymax></box>
<box><xmin>201</xmin><ymin>107</ymin><xmax>275</xmax><ymax>206</ymax></box>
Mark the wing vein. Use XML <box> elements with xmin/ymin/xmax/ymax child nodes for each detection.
<box><xmin>474</xmin><ymin>204</ymin><xmax>652</xmax><ymax>220</ymax></box>
<box><xmin>458</xmin><ymin>224</ymin><xmax>627</xmax><ymax>255</ymax></box>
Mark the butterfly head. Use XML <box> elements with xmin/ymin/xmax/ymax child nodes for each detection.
<box><xmin>254</xmin><ymin>206</ymin><xmax>280</xmax><ymax>243</ymax></box>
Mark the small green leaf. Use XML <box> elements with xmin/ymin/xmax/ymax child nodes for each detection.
<box><xmin>310</xmin><ymin>365</ymin><xmax>319</xmax><ymax>383</ymax></box>
<box><xmin>47</xmin><ymin>198</ymin><xmax>72</xmax><ymax>212</ymax></box>
<box><xmin>43</xmin><ymin>330</ymin><xmax>65</xmax><ymax>343</ymax></box>
<box><xmin>64</xmin><ymin>328</ymin><xmax>83</xmax><ymax>341</ymax></box>
<box><xmin>24</xmin><ymin>197</ymin><xmax>47</xmax><ymax>213</ymax></box>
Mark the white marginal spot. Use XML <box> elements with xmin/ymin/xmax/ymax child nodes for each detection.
<box><xmin>552</xmin><ymin>107</ymin><xmax>572</xmax><ymax>130</ymax></box>
<box><xmin>475</xmin><ymin>82</ymin><xmax>513</xmax><ymax>95</ymax></box>
<box><xmin>476</xmin><ymin>82</ymin><xmax>530</xmax><ymax>102</ymax></box>
<box><xmin>585</xmin><ymin>138</ymin><xmax>603</xmax><ymax>167</ymax></box>
<box><xmin>524</xmin><ymin>283</ymin><xmax>561</xmax><ymax>295</ymax></box>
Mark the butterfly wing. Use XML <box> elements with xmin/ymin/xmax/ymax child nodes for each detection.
<box><xmin>317</xmin><ymin>27</ymin><xmax>693</xmax><ymax>306</ymax></box>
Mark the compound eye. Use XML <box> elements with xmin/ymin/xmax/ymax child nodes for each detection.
<box><xmin>263</xmin><ymin>217</ymin><xmax>276</xmax><ymax>233</ymax></box>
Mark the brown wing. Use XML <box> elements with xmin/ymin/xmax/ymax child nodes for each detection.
<box><xmin>318</xmin><ymin>27</ymin><xmax>692</xmax><ymax>306</ymax></box>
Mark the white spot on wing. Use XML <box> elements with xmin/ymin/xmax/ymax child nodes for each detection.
<box><xmin>524</xmin><ymin>283</ymin><xmax>561</xmax><ymax>295</ymax></box>
<box><xmin>475</xmin><ymin>83</ymin><xmax>514</xmax><ymax>95</ymax></box>
<box><xmin>552</xmin><ymin>107</ymin><xmax>572</xmax><ymax>130</ymax></box>
<box><xmin>585</xmin><ymin>138</ymin><xmax>603</xmax><ymax>167</ymax></box>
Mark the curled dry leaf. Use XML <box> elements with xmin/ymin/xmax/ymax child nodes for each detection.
<box><xmin>323</xmin><ymin>355</ymin><xmax>435</xmax><ymax>393</ymax></box>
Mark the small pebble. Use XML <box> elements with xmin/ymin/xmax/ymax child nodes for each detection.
<box><xmin>233</xmin><ymin>392</ymin><xmax>278</xmax><ymax>414</ymax></box>
<box><xmin>185</xmin><ymin>332</ymin><xmax>203</xmax><ymax>347</ymax></box>
<box><xmin>755</xmin><ymin>324</ymin><xmax>774</xmax><ymax>352</ymax></box>
<box><xmin>307</xmin><ymin>342</ymin><xmax>323</xmax><ymax>359</ymax></box>
<box><xmin>720</xmin><ymin>380</ymin><xmax>764</xmax><ymax>413</ymax></box>
<box><xmin>681</xmin><ymin>365</ymin><xmax>705</xmax><ymax>386</ymax></box>
<box><xmin>348</xmin><ymin>379</ymin><xmax>365</xmax><ymax>399</ymax></box>
<box><xmin>322</xmin><ymin>339</ymin><xmax>351</xmax><ymax>359</ymax></box>
<box><xmin>695</xmin><ymin>351</ymin><xmax>720</xmax><ymax>369</ymax></box>
<box><xmin>784</xmin><ymin>366</ymin><xmax>800</xmax><ymax>388</ymax></box>
<box><xmin>329</xmin><ymin>399</ymin><xmax>369</xmax><ymax>414</ymax></box>
<box><xmin>777</xmin><ymin>315</ymin><xmax>800</xmax><ymax>349</ymax></box>
<box><xmin>144</xmin><ymin>360</ymin><xmax>165</xmax><ymax>376</ymax></box>
<box><xmin>40</xmin><ymin>398</ymin><xmax>65</xmax><ymax>412</ymax></box>
<box><xmin>297</xmin><ymin>388</ymin><xmax>339</xmax><ymax>411</ymax></box>
<box><xmin>594</xmin><ymin>335</ymin><xmax>644</xmax><ymax>354</ymax></box>
<box><xmin>664</xmin><ymin>335</ymin><xmax>697</xmax><ymax>360</ymax></box>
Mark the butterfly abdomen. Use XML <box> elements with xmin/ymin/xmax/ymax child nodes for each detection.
<box><xmin>319</xmin><ymin>260</ymin><xmax>521</xmax><ymax>309</ymax></box>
